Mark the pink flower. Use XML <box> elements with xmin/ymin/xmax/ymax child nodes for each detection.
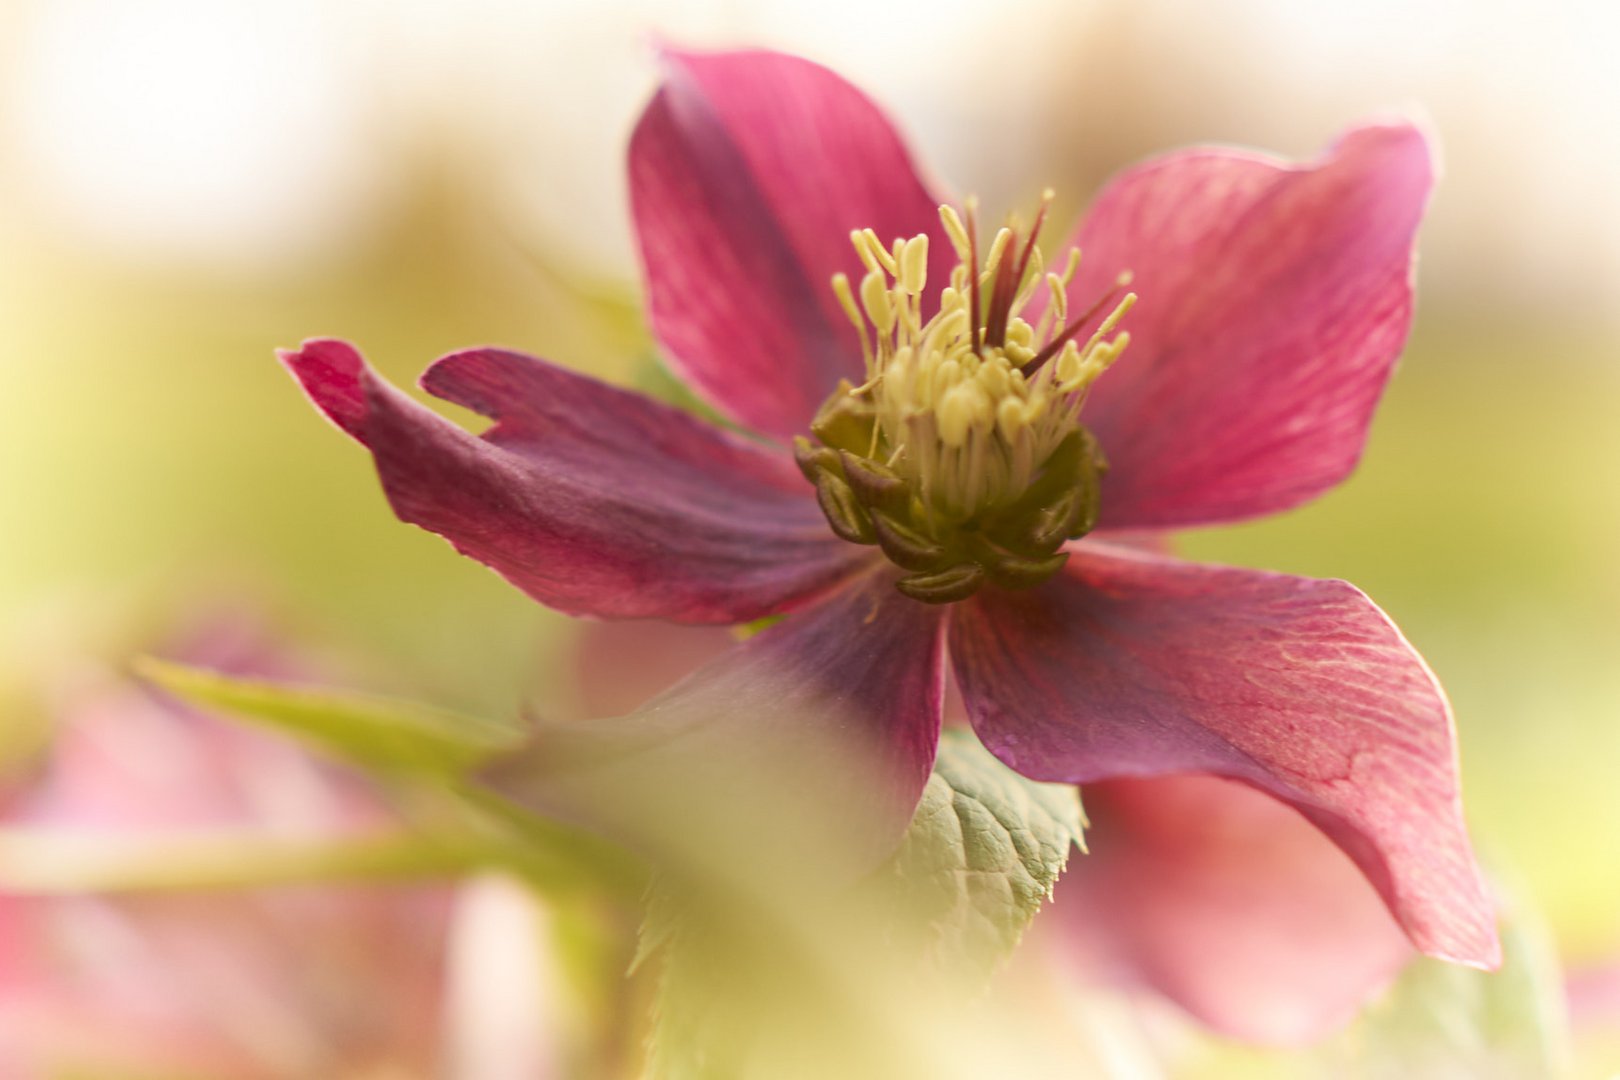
<box><xmin>1042</xmin><ymin>775</ymin><xmax>1416</xmax><ymax>1042</ymax></box>
<box><xmin>0</xmin><ymin>632</ymin><xmax>561</xmax><ymax>1079</ymax></box>
<box><xmin>282</xmin><ymin>44</ymin><xmax>1497</xmax><ymax>1002</ymax></box>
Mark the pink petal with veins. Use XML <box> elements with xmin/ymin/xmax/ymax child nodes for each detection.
<box><xmin>950</xmin><ymin>542</ymin><xmax>1498</xmax><ymax>967</ymax></box>
<box><xmin>1056</xmin><ymin>122</ymin><xmax>1433</xmax><ymax>529</ymax></box>
<box><xmin>282</xmin><ymin>339</ymin><xmax>869</xmax><ymax>624</ymax></box>
<box><xmin>631</xmin><ymin>48</ymin><xmax>953</xmax><ymax>440</ymax></box>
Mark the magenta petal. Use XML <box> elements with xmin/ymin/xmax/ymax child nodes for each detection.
<box><xmin>1055</xmin><ymin>776</ymin><xmax>1411</xmax><ymax>1043</ymax></box>
<box><xmin>281</xmin><ymin>339</ymin><xmax>867</xmax><ymax>624</ymax></box>
<box><xmin>482</xmin><ymin>572</ymin><xmax>946</xmax><ymax>873</ymax></box>
<box><xmin>1060</xmin><ymin>122</ymin><xmax>1433</xmax><ymax>528</ymax></box>
<box><xmin>631</xmin><ymin>48</ymin><xmax>953</xmax><ymax>440</ymax></box>
<box><xmin>951</xmin><ymin>543</ymin><xmax>1499</xmax><ymax>966</ymax></box>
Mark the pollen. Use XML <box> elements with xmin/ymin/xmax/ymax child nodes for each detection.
<box><xmin>799</xmin><ymin>194</ymin><xmax>1136</xmax><ymax>603</ymax></box>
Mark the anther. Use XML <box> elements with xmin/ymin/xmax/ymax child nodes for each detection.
<box><xmin>898</xmin><ymin>234</ymin><xmax>929</xmax><ymax>296</ymax></box>
<box><xmin>859</xmin><ymin>268</ymin><xmax>895</xmax><ymax>335</ymax></box>
<box><xmin>1020</xmin><ymin>283</ymin><xmax>1136</xmax><ymax>377</ymax></box>
<box><xmin>810</xmin><ymin>195</ymin><xmax>1130</xmax><ymax>603</ymax></box>
<box><xmin>939</xmin><ymin>204</ymin><xmax>971</xmax><ymax>262</ymax></box>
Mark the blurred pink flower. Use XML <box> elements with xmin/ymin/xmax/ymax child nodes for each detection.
<box><xmin>0</xmin><ymin>631</ymin><xmax>557</xmax><ymax>1079</ymax></box>
<box><xmin>1042</xmin><ymin>775</ymin><xmax>1414</xmax><ymax>1042</ymax></box>
<box><xmin>282</xmin><ymin>45</ymin><xmax>1496</xmax><ymax>1000</ymax></box>
<box><xmin>1568</xmin><ymin>956</ymin><xmax>1620</xmax><ymax>1033</ymax></box>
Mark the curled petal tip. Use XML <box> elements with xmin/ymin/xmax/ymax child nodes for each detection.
<box><xmin>279</xmin><ymin>338</ymin><xmax>371</xmax><ymax>437</ymax></box>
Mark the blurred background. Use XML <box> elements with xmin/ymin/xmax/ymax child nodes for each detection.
<box><xmin>1</xmin><ymin>0</ymin><xmax>1616</xmax><ymax>1074</ymax></box>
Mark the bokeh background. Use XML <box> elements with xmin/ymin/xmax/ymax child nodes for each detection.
<box><xmin>2</xmin><ymin>0</ymin><xmax>1617</xmax><ymax>1074</ymax></box>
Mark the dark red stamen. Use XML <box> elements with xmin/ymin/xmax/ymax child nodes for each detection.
<box><xmin>982</xmin><ymin>236</ymin><xmax>1021</xmax><ymax>348</ymax></box>
<box><xmin>1019</xmin><ymin>282</ymin><xmax>1128</xmax><ymax>377</ymax></box>
<box><xmin>985</xmin><ymin>197</ymin><xmax>1052</xmax><ymax>350</ymax></box>
<box><xmin>1008</xmin><ymin>197</ymin><xmax>1051</xmax><ymax>304</ymax></box>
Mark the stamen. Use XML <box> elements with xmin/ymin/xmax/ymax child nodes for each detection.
<box><xmin>1020</xmin><ymin>275</ymin><xmax>1136</xmax><ymax>377</ymax></box>
<box><xmin>1044</xmin><ymin>272</ymin><xmax>1068</xmax><ymax>329</ymax></box>
<box><xmin>939</xmin><ymin>204</ymin><xmax>971</xmax><ymax>262</ymax></box>
<box><xmin>812</xmin><ymin>193</ymin><xmax>1132</xmax><ymax>602</ymax></box>
<box><xmin>982</xmin><ymin>227</ymin><xmax>1013</xmax><ymax>282</ymax></box>
<box><xmin>830</xmin><ymin>271</ymin><xmax>874</xmax><ymax>375</ymax></box>
<box><xmin>861</xmin><ymin>228</ymin><xmax>899</xmax><ymax>275</ymax></box>
<box><xmin>898</xmin><ymin>234</ymin><xmax>929</xmax><ymax>297</ymax></box>
<box><xmin>1008</xmin><ymin>189</ymin><xmax>1054</xmax><ymax>309</ymax></box>
<box><xmin>983</xmin><ymin>250</ymin><xmax>1018</xmax><ymax>348</ymax></box>
<box><xmin>964</xmin><ymin>197</ymin><xmax>982</xmax><ymax>353</ymax></box>
<box><xmin>1058</xmin><ymin>246</ymin><xmax>1083</xmax><ymax>288</ymax></box>
<box><xmin>859</xmin><ymin>268</ymin><xmax>895</xmax><ymax>336</ymax></box>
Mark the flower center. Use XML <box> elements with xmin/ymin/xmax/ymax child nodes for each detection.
<box><xmin>796</xmin><ymin>193</ymin><xmax>1135</xmax><ymax>604</ymax></box>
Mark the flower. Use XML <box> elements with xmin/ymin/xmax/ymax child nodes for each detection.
<box><xmin>282</xmin><ymin>45</ymin><xmax>1498</xmax><ymax>983</ymax></box>
<box><xmin>0</xmin><ymin>625</ymin><xmax>562</xmax><ymax>1079</ymax></box>
<box><xmin>1042</xmin><ymin>774</ymin><xmax>1418</xmax><ymax>1042</ymax></box>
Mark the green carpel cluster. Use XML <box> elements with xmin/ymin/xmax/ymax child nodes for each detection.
<box><xmin>797</xmin><ymin>384</ymin><xmax>1106</xmax><ymax>604</ymax></box>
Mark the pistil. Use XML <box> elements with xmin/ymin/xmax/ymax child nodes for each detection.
<box><xmin>803</xmin><ymin>196</ymin><xmax>1135</xmax><ymax>603</ymax></box>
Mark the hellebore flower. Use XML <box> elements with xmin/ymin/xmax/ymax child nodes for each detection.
<box><xmin>282</xmin><ymin>46</ymin><xmax>1498</xmax><ymax>981</ymax></box>
<box><xmin>0</xmin><ymin>632</ymin><xmax>561</xmax><ymax>1079</ymax></box>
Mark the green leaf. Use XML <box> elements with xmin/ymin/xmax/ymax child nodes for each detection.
<box><xmin>0</xmin><ymin>831</ymin><xmax>497</xmax><ymax>893</ymax></box>
<box><xmin>634</xmin><ymin>729</ymin><xmax>1086</xmax><ymax>1078</ymax></box>
<box><xmin>135</xmin><ymin>658</ymin><xmax>525</xmax><ymax>778</ymax></box>
<box><xmin>874</xmin><ymin>727</ymin><xmax>1085</xmax><ymax>975</ymax></box>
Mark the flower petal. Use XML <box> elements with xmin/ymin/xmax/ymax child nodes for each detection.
<box><xmin>482</xmin><ymin>572</ymin><xmax>946</xmax><ymax>877</ymax></box>
<box><xmin>283</xmin><ymin>339</ymin><xmax>869</xmax><ymax>624</ymax></box>
<box><xmin>950</xmin><ymin>542</ymin><xmax>1498</xmax><ymax>967</ymax></box>
<box><xmin>631</xmin><ymin>48</ymin><xmax>952</xmax><ymax>440</ymax></box>
<box><xmin>1053</xmin><ymin>776</ymin><xmax>1411</xmax><ymax>1043</ymax></box>
<box><xmin>1059</xmin><ymin>122</ymin><xmax>1434</xmax><ymax>528</ymax></box>
<box><xmin>572</xmin><ymin>620</ymin><xmax>736</xmax><ymax>720</ymax></box>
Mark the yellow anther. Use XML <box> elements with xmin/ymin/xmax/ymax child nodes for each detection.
<box><xmin>861</xmin><ymin>228</ymin><xmax>899</xmax><ymax>275</ymax></box>
<box><xmin>932</xmin><ymin>306</ymin><xmax>969</xmax><ymax>349</ymax></box>
<box><xmin>831</xmin><ymin>272</ymin><xmax>864</xmax><ymax>332</ymax></box>
<box><xmin>977</xmin><ymin>359</ymin><xmax>1011</xmax><ymax>399</ymax></box>
<box><xmin>898</xmin><ymin>234</ymin><xmax>929</xmax><ymax>296</ymax></box>
<box><xmin>831</xmin><ymin>271</ymin><xmax>873</xmax><ymax>372</ymax></box>
<box><xmin>939</xmin><ymin>204</ymin><xmax>971</xmax><ymax>262</ymax></box>
<box><xmin>1046</xmin><ymin>272</ymin><xmax>1069</xmax><ymax>318</ymax></box>
<box><xmin>1054</xmin><ymin>341</ymin><xmax>1085</xmax><ymax>386</ymax></box>
<box><xmin>860</xmin><ymin>268</ymin><xmax>895</xmax><ymax>334</ymax></box>
<box><xmin>928</xmin><ymin>356</ymin><xmax>963</xmax><ymax>408</ymax></box>
<box><xmin>983</xmin><ymin>227</ymin><xmax>1013</xmax><ymax>279</ymax></box>
<box><xmin>818</xmin><ymin>197</ymin><xmax>1133</xmax><ymax>530</ymax></box>
<box><xmin>885</xmin><ymin>345</ymin><xmax>915</xmax><ymax>389</ymax></box>
<box><xmin>850</xmin><ymin>230</ymin><xmax>879</xmax><ymax>275</ymax></box>
<box><xmin>1059</xmin><ymin>247</ymin><xmax>1083</xmax><ymax>287</ymax></box>
<box><xmin>1080</xmin><ymin>292</ymin><xmax>1137</xmax><ymax>355</ymax></box>
<box><xmin>1098</xmin><ymin>331</ymin><xmax>1131</xmax><ymax>368</ymax></box>
<box><xmin>996</xmin><ymin>397</ymin><xmax>1024</xmax><ymax>440</ymax></box>
<box><xmin>938</xmin><ymin>382</ymin><xmax>990</xmax><ymax>447</ymax></box>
